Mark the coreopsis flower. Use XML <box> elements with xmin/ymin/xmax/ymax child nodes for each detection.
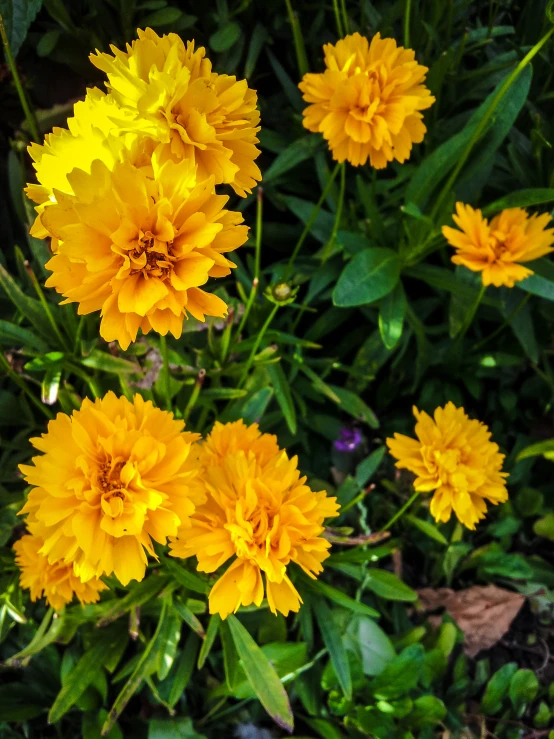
<box><xmin>88</xmin><ymin>28</ymin><xmax>261</xmax><ymax>197</ymax></box>
<box><xmin>14</xmin><ymin>533</ymin><xmax>107</xmax><ymax>611</ymax></box>
<box><xmin>19</xmin><ymin>392</ymin><xmax>202</xmax><ymax>586</ymax></box>
<box><xmin>443</xmin><ymin>203</ymin><xmax>554</xmax><ymax>288</ymax></box>
<box><xmin>169</xmin><ymin>420</ymin><xmax>340</xmax><ymax>618</ymax></box>
<box><xmin>38</xmin><ymin>149</ymin><xmax>247</xmax><ymax>349</ymax></box>
<box><xmin>386</xmin><ymin>403</ymin><xmax>508</xmax><ymax>530</ymax></box>
<box><xmin>298</xmin><ymin>32</ymin><xmax>435</xmax><ymax>168</ymax></box>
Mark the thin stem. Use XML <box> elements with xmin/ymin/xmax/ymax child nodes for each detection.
<box><xmin>472</xmin><ymin>292</ymin><xmax>531</xmax><ymax>352</ymax></box>
<box><xmin>284</xmin><ymin>162</ymin><xmax>341</xmax><ymax>280</ymax></box>
<box><xmin>380</xmin><ymin>490</ymin><xmax>420</xmax><ymax>532</ymax></box>
<box><xmin>331</xmin><ymin>0</ymin><xmax>344</xmax><ymax>38</ymax></box>
<box><xmin>404</xmin><ymin>0</ymin><xmax>412</xmax><ymax>48</ymax></box>
<box><xmin>236</xmin><ymin>187</ymin><xmax>263</xmax><ymax>339</ymax></box>
<box><xmin>238</xmin><ymin>305</ymin><xmax>278</xmax><ymax>388</ymax></box>
<box><xmin>0</xmin><ymin>353</ymin><xmax>53</xmax><ymax>419</ymax></box>
<box><xmin>27</xmin><ymin>269</ymin><xmax>71</xmax><ymax>352</ymax></box>
<box><xmin>339</xmin><ymin>0</ymin><xmax>350</xmax><ymax>34</ymax></box>
<box><xmin>454</xmin><ymin>283</ymin><xmax>486</xmax><ymax>348</ymax></box>
<box><xmin>430</xmin><ymin>25</ymin><xmax>554</xmax><ymax>223</ymax></box>
<box><xmin>0</xmin><ymin>14</ymin><xmax>40</xmax><ymax>143</ymax></box>
<box><xmin>159</xmin><ymin>335</ymin><xmax>171</xmax><ymax>411</ymax></box>
<box><xmin>321</xmin><ymin>162</ymin><xmax>346</xmax><ymax>263</ymax></box>
<box><xmin>284</xmin><ymin>0</ymin><xmax>309</xmax><ymax>76</ymax></box>
<box><xmin>183</xmin><ymin>369</ymin><xmax>205</xmax><ymax>422</ymax></box>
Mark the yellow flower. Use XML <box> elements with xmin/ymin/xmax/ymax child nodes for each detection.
<box><xmin>14</xmin><ymin>533</ymin><xmax>107</xmax><ymax>611</ymax></box>
<box><xmin>19</xmin><ymin>392</ymin><xmax>202</xmax><ymax>586</ymax></box>
<box><xmin>298</xmin><ymin>32</ymin><xmax>435</xmax><ymax>168</ymax></box>
<box><xmin>442</xmin><ymin>203</ymin><xmax>554</xmax><ymax>288</ymax></box>
<box><xmin>88</xmin><ymin>28</ymin><xmax>261</xmax><ymax>197</ymax></box>
<box><xmin>36</xmin><ymin>147</ymin><xmax>247</xmax><ymax>349</ymax></box>
<box><xmin>386</xmin><ymin>402</ymin><xmax>508</xmax><ymax>530</ymax></box>
<box><xmin>169</xmin><ymin>420</ymin><xmax>340</xmax><ymax>618</ymax></box>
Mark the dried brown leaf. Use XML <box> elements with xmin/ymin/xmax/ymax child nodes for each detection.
<box><xmin>418</xmin><ymin>584</ymin><xmax>525</xmax><ymax>657</ymax></box>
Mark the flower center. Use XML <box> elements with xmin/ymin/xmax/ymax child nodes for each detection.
<box><xmin>130</xmin><ymin>230</ymin><xmax>175</xmax><ymax>280</ymax></box>
<box><xmin>488</xmin><ymin>229</ymin><xmax>510</xmax><ymax>259</ymax></box>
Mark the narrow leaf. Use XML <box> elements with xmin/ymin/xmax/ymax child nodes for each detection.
<box><xmin>267</xmin><ymin>361</ymin><xmax>297</xmax><ymax>434</ymax></box>
<box><xmin>197</xmin><ymin>614</ymin><xmax>220</xmax><ymax>669</ymax></box>
<box><xmin>313</xmin><ymin>599</ymin><xmax>352</xmax><ymax>700</ymax></box>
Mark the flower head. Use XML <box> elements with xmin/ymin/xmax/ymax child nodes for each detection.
<box><xmin>299</xmin><ymin>32</ymin><xmax>435</xmax><ymax>168</ymax></box>
<box><xmin>37</xmin><ymin>148</ymin><xmax>247</xmax><ymax>349</ymax></box>
<box><xmin>88</xmin><ymin>28</ymin><xmax>261</xmax><ymax>197</ymax></box>
<box><xmin>386</xmin><ymin>402</ymin><xmax>508</xmax><ymax>529</ymax></box>
<box><xmin>19</xmin><ymin>392</ymin><xmax>202</xmax><ymax>586</ymax></box>
<box><xmin>14</xmin><ymin>533</ymin><xmax>107</xmax><ymax>610</ymax></box>
<box><xmin>169</xmin><ymin>420</ymin><xmax>340</xmax><ymax>618</ymax></box>
<box><xmin>443</xmin><ymin>203</ymin><xmax>554</xmax><ymax>288</ymax></box>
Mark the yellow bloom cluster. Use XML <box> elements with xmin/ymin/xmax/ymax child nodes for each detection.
<box><xmin>443</xmin><ymin>202</ymin><xmax>554</xmax><ymax>288</ymax></box>
<box><xmin>16</xmin><ymin>396</ymin><xmax>338</xmax><ymax>616</ymax></box>
<box><xmin>25</xmin><ymin>28</ymin><xmax>260</xmax><ymax>349</ymax></box>
<box><xmin>387</xmin><ymin>403</ymin><xmax>508</xmax><ymax>530</ymax></box>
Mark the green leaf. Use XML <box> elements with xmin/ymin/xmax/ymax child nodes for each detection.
<box><xmin>267</xmin><ymin>361</ymin><xmax>297</xmax><ymax>434</ymax></box>
<box><xmin>365</xmin><ymin>570</ymin><xmax>418</xmax><ymax>602</ymax></box>
<box><xmin>409</xmin><ymin>695</ymin><xmax>447</xmax><ymax>727</ymax></box>
<box><xmin>141</xmin><ymin>7</ymin><xmax>182</xmax><ymax>26</ymax></box>
<box><xmin>327</xmin><ymin>384</ymin><xmax>379</xmax><ymax>428</ymax></box>
<box><xmin>301</xmin><ymin>576</ymin><xmax>379</xmax><ymax>618</ymax></box>
<box><xmin>0</xmin><ymin>263</ymin><xmax>55</xmax><ymax>338</ymax></box>
<box><xmin>48</xmin><ymin>627</ymin><xmax>123</xmax><ymax>723</ymax></box>
<box><xmin>369</xmin><ymin>644</ymin><xmax>424</xmax><ymax>700</ymax></box>
<box><xmin>379</xmin><ymin>283</ymin><xmax>406</xmax><ymax>349</ymax></box>
<box><xmin>516</xmin><ymin>438</ymin><xmax>554</xmax><ymax>461</ymax></box>
<box><xmin>162</xmin><ymin>557</ymin><xmax>210</xmax><ymax>595</ymax></box>
<box><xmin>313</xmin><ymin>599</ymin><xmax>352</xmax><ymax>700</ymax></box>
<box><xmin>404</xmin><ymin>515</ymin><xmax>448</xmax><ymax>545</ymax></box>
<box><xmin>509</xmin><ymin>669</ymin><xmax>539</xmax><ymax>711</ymax></box>
<box><xmin>517</xmin><ymin>273</ymin><xmax>554</xmax><ymax>300</ymax></box>
<box><xmin>244</xmin><ymin>23</ymin><xmax>267</xmax><ymax>78</ymax></box>
<box><xmin>220</xmin><ymin>619</ymin><xmax>240</xmax><ymax>691</ymax></box>
<box><xmin>404</xmin><ymin>264</ymin><xmax>501</xmax><ymax>307</ymax></box>
<box><xmin>172</xmin><ymin>602</ymin><xmax>205</xmax><ymax>638</ymax></box>
<box><xmin>80</xmin><ymin>350</ymin><xmax>139</xmax><ymax>374</ymax></box>
<box><xmin>345</xmin><ymin>616</ymin><xmax>396</xmax><ymax>676</ymax></box>
<box><xmin>533</xmin><ymin>513</ymin><xmax>554</xmax><ymax>541</ymax></box>
<box><xmin>355</xmin><ymin>447</ymin><xmax>386</xmax><ymax>487</ymax></box>
<box><xmin>201</xmin><ymin>387</ymin><xmax>247</xmax><ymax>399</ymax></box>
<box><xmin>209</xmin><ymin>22</ymin><xmax>241</xmax><ymax>52</ymax></box>
<box><xmin>97</xmin><ymin>575</ymin><xmax>170</xmax><ymax>626</ymax></box>
<box><xmin>0</xmin><ymin>0</ymin><xmax>42</xmax><ymax>56</ymax></box>
<box><xmin>157</xmin><ymin>611</ymin><xmax>182</xmax><ymax>681</ymax></box>
<box><xmin>167</xmin><ymin>631</ymin><xmax>200</xmax><ymax>708</ymax></box>
<box><xmin>264</xmin><ymin>136</ymin><xmax>322</xmax><ymax>182</ymax></box>
<box><xmin>197</xmin><ymin>614</ymin><xmax>220</xmax><ymax>669</ymax></box>
<box><xmin>227</xmin><ymin>614</ymin><xmax>294</xmax><ymax>732</ymax></box>
<box><xmin>0</xmin><ymin>320</ymin><xmax>49</xmax><ymax>353</ymax></box>
<box><xmin>482</xmin><ymin>188</ymin><xmax>554</xmax><ymax>215</ymax></box>
<box><xmin>333</xmin><ymin>248</ymin><xmax>401</xmax><ymax>307</ymax></box>
<box><xmin>103</xmin><ymin>597</ymin><xmax>170</xmax><ymax>735</ymax></box>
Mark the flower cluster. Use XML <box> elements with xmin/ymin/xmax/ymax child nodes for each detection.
<box><xmin>25</xmin><ymin>28</ymin><xmax>260</xmax><ymax>348</ymax></box>
<box><xmin>387</xmin><ymin>402</ymin><xmax>509</xmax><ymax>529</ymax></box>
<box><xmin>15</xmin><ymin>397</ymin><xmax>338</xmax><ymax>615</ymax></box>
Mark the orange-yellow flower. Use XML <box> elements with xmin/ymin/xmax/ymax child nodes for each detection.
<box><xmin>442</xmin><ymin>203</ymin><xmax>554</xmax><ymax>288</ymax></box>
<box><xmin>386</xmin><ymin>402</ymin><xmax>508</xmax><ymax>529</ymax></box>
<box><xmin>169</xmin><ymin>420</ymin><xmax>340</xmax><ymax>618</ymax></box>
<box><xmin>19</xmin><ymin>392</ymin><xmax>202</xmax><ymax>586</ymax></box>
<box><xmin>36</xmin><ymin>148</ymin><xmax>247</xmax><ymax>349</ymax></box>
<box><xmin>14</xmin><ymin>533</ymin><xmax>107</xmax><ymax>611</ymax></box>
<box><xmin>88</xmin><ymin>28</ymin><xmax>261</xmax><ymax>197</ymax></box>
<box><xmin>298</xmin><ymin>32</ymin><xmax>435</xmax><ymax>168</ymax></box>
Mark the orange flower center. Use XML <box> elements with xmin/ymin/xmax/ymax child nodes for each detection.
<box><xmin>129</xmin><ymin>230</ymin><xmax>175</xmax><ymax>280</ymax></box>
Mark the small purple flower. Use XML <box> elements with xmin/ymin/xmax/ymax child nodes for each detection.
<box><xmin>334</xmin><ymin>427</ymin><xmax>363</xmax><ymax>453</ymax></box>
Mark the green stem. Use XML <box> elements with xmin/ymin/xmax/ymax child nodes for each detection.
<box><xmin>159</xmin><ymin>335</ymin><xmax>171</xmax><ymax>411</ymax></box>
<box><xmin>404</xmin><ymin>0</ymin><xmax>412</xmax><ymax>48</ymax></box>
<box><xmin>0</xmin><ymin>14</ymin><xmax>40</xmax><ymax>143</ymax></box>
<box><xmin>28</xmin><ymin>270</ymin><xmax>71</xmax><ymax>352</ymax></box>
<box><xmin>284</xmin><ymin>162</ymin><xmax>341</xmax><ymax>280</ymax></box>
<box><xmin>331</xmin><ymin>0</ymin><xmax>344</xmax><ymax>37</ymax></box>
<box><xmin>183</xmin><ymin>369</ymin><xmax>205</xmax><ymax>422</ymax></box>
<box><xmin>430</xmin><ymin>24</ymin><xmax>554</xmax><ymax>223</ymax></box>
<box><xmin>454</xmin><ymin>283</ymin><xmax>486</xmax><ymax>347</ymax></box>
<box><xmin>236</xmin><ymin>186</ymin><xmax>263</xmax><ymax>340</ymax></box>
<box><xmin>238</xmin><ymin>305</ymin><xmax>278</xmax><ymax>388</ymax></box>
<box><xmin>472</xmin><ymin>292</ymin><xmax>531</xmax><ymax>352</ymax></box>
<box><xmin>0</xmin><ymin>353</ymin><xmax>53</xmax><ymax>419</ymax></box>
<box><xmin>339</xmin><ymin>0</ymin><xmax>350</xmax><ymax>34</ymax></box>
<box><xmin>380</xmin><ymin>490</ymin><xmax>420</xmax><ymax>532</ymax></box>
<box><xmin>321</xmin><ymin>162</ymin><xmax>346</xmax><ymax>263</ymax></box>
<box><xmin>284</xmin><ymin>0</ymin><xmax>309</xmax><ymax>76</ymax></box>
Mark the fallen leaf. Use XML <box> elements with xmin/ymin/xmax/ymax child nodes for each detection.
<box><xmin>418</xmin><ymin>585</ymin><xmax>525</xmax><ymax>657</ymax></box>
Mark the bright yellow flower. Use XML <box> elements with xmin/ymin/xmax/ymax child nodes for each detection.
<box><xmin>36</xmin><ymin>148</ymin><xmax>247</xmax><ymax>349</ymax></box>
<box><xmin>14</xmin><ymin>533</ymin><xmax>107</xmax><ymax>611</ymax></box>
<box><xmin>298</xmin><ymin>32</ymin><xmax>435</xmax><ymax>168</ymax></box>
<box><xmin>169</xmin><ymin>420</ymin><xmax>340</xmax><ymax>618</ymax></box>
<box><xmin>19</xmin><ymin>392</ymin><xmax>202</xmax><ymax>586</ymax></box>
<box><xmin>442</xmin><ymin>203</ymin><xmax>554</xmax><ymax>288</ymax></box>
<box><xmin>88</xmin><ymin>28</ymin><xmax>261</xmax><ymax>197</ymax></box>
<box><xmin>386</xmin><ymin>402</ymin><xmax>508</xmax><ymax>530</ymax></box>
